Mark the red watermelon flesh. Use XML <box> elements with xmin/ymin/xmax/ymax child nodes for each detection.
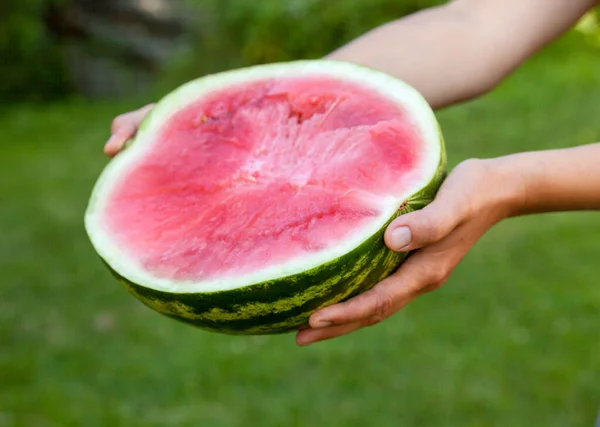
<box><xmin>101</xmin><ymin>75</ymin><xmax>425</xmax><ymax>282</ymax></box>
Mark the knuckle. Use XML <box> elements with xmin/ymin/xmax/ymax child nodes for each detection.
<box><xmin>111</xmin><ymin>115</ymin><xmax>125</xmax><ymax>133</ymax></box>
<box><xmin>111</xmin><ymin>114</ymin><xmax>130</xmax><ymax>132</ymax></box>
<box><xmin>366</xmin><ymin>291</ymin><xmax>395</xmax><ymax>326</ymax></box>
<box><xmin>415</xmin><ymin>205</ymin><xmax>455</xmax><ymax>245</ymax></box>
<box><xmin>426</xmin><ymin>263</ymin><xmax>450</xmax><ymax>288</ymax></box>
<box><xmin>462</xmin><ymin>199</ymin><xmax>477</xmax><ymax>220</ymax></box>
<box><xmin>421</xmin><ymin>216</ymin><xmax>443</xmax><ymax>242</ymax></box>
<box><xmin>365</xmin><ymin>315</ymin><xmax>385</xmax><ymax>327</ymax></box>
<box><xmin>421</xmin><ymin>281</ymin><xmax>443</xmax><ymax>294</ymax></box>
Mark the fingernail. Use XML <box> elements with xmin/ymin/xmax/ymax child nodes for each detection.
<box><xmin>297</xmin><ymin>339</ymin><xmax>311</xmax><ymax>347</ymax></box>
<box><xmin>296</xmin><ymin>332</ymin><xmax>312</xmax><ymax>346</ymax></box>
<box><xmin>312</xmin><ymin>319</ymin><xmax>332</xmax><ymax>328</ymax></box>
<box><xmin>391</xmin><ymin>226</ymin><xmax>412</xmax><ymax>250</ymax></box>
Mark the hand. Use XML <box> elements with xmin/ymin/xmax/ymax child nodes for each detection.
<box><xmin>104</xmin><ymin>104</ymin><xmax>155</xmax><ymax>157</ymax></box>
<box><xmin>296</xmin><ymin>158</ymin><xmax>526</xmax><ymax>346</ymax></box>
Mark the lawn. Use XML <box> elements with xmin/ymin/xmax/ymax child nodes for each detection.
<box><xmin>1</xmin><ymin>33</ymin><xmax>599</xmax><ymax>427</ymax></box>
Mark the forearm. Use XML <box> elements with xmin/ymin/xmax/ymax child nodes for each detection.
<box><xmin>326</xmin><ymin>3</ymin><xmax>488</xmax><ymax>108</ymax></box>
<box><xmin>496</xmin><ymin>143</ymin><xmax>600</xmax><ymax>215</ymax></box>
<box><xmin>326</xmin><ymin>0</ymin><xmax>597</xmax><ymax>109</ymax></box>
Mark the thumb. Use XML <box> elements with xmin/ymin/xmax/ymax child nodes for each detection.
<box><xmin>384</xmin><ymin>189</ymin><xmax>469</xmax><ymax>252</ymax></box>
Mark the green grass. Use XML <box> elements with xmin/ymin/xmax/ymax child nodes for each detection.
<box><xmin>1</xmin><ymin>33</ymin><xmax>599</xmax><ymax>427</ymax></box>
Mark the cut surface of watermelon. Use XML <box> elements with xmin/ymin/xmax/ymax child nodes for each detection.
<box><xmin>104</xmin><ymin>76</ymin><xmax>426</xmax><ymax>282</ymax></box>
<box><xmin>85</xmin><ymin>61</ymin><xmax>445</xmax><ymax>333</ymax></box>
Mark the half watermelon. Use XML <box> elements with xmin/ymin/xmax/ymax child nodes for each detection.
<box><xmin>85</xmin><ymin>60</ymin><xmax>447</xmax><ymax>334</ymax></box>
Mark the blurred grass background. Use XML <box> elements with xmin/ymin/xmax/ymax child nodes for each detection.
<box><xmin>1</xmin><ymin>1</ymin><xmax>599</xmax><ymax>426</ymax></box>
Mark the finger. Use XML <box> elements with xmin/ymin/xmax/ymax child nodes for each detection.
<box><xmin>309</xmin><ymin>265</ymin><xmax>429</xmax><ymax>328</ymax></box>
<box><xmin>309</xmin><ymin>250</ymin><xmax>450</xmax><ymax>328</ymax></box>
<box><xmin>296</xmin><ymin>320</ymin><xmax>365</xmax><ymax>346</ymax></box>
<box><xmin>384</xmin><ymin>181</ymin><xmax>472</xmax><ymax>252</ymax></box>
<box><xmin>106</xmin><ymin>104</ymin><xmax>155</xmax><ymax>157</ymax></box>
<box><xmin>110</xmin><ymin>104</ymin><xmax>154</xmax><ymax>135</ymax></box>
<box><xmin>309</xmin><ymin>284</ymin><xmax>397</xmax><ymax>328</ymax></box>
<box><xmin>104</xmin><ymin>127</ymin><xmax>136</xmax><ymax>157</ymax></box>
<box><xmin>297</xmin><ymin>322</ymin><xmax>310</xmax><ymax>331</ymax></box>
<box><xmin>298</xmin><ymin>275</ymin><xmax>430</xmax><ymax>346</ymax></box>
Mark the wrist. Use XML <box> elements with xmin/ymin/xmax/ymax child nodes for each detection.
<box><xmin>488</xmin><ymin>143</ymin><xmax>600</xmax><ymax>215</ymax></box>
<box><xmin>481</xmin><ymin>157</ymin><xmax>529</xmax><ymax>219</ymax></box>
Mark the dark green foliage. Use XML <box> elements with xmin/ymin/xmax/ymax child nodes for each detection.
<box><xmin>200</xmin><ymin>0</ymin><xmax>443</xmax><ymax>63</ymax></box>
<box><xmin>0</xmin><ymin>0</ymin><xmax>71</xmax><ymax>102</ymax></box>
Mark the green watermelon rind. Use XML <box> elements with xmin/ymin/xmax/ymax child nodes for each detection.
<box><xmin>86</xmin><ymin>60</ymin><xmax>447</xmax><ymax>335</ymax></box>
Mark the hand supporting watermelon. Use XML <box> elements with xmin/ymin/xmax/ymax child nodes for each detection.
<box><xmin>104</xmin><ymin>104</ymin><xmax>155</xmax><ymax>157</ymax></box>
<box><xmin>296</xmin><ymin>143</ymin><xmax>600</xmax><ymax>346</ymax></box>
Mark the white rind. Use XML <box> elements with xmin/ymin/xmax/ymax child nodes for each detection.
<box><xmin>85</xmin><ymin>60</ymin><xmax>442</xmax><ymax>293</ymax></box>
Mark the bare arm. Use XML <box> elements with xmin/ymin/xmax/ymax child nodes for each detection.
<box><xmin>327</xmin><ymin>0</ymin><xmax>599</xmax><ymax>109</ymax></box>
<box><xmin>502</xmin><ymin>143</ymin><xmax>600</xmax><ymax>214</ymax></box>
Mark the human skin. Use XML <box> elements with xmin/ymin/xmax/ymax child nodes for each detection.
<box><xmin>101</xmin><ymin>0</ymin><xmax>600</xmax><ymax>346</ymax></box>
<box><xmin>297</xmin><ymin>145</ymin><xmax>600</xmax><ymax>345</ymax></box>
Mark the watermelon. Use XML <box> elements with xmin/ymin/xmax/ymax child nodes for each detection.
<box><xmin>85</xmin><ymin>60</ymin><xmax>446</xmax><ymax>335</ymax></box>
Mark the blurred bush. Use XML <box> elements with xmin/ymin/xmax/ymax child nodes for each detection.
<box><xmin>0</xmin><ymin>0</ymin><xmax>71</xmax><ymax>102</ymax></box>
<box><xmin>203</xmin><ymin>0</ymin><xmax>443</xmax><ymax>63</ymax></box>
<box><xmin>163</xmin><ymin>0</ymin><xmax>445</xmax><ymax>87</ymax></box>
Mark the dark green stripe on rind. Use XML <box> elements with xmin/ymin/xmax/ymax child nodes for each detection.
<box><xmin>107</xmin><ymin>216</ymin><xmax>405</xmax><ymax>335</ymax></box>
<box><xmin>102</xmin><ymin>137</ymin><xmax>446</xmax><ymax>335</ymax></box>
